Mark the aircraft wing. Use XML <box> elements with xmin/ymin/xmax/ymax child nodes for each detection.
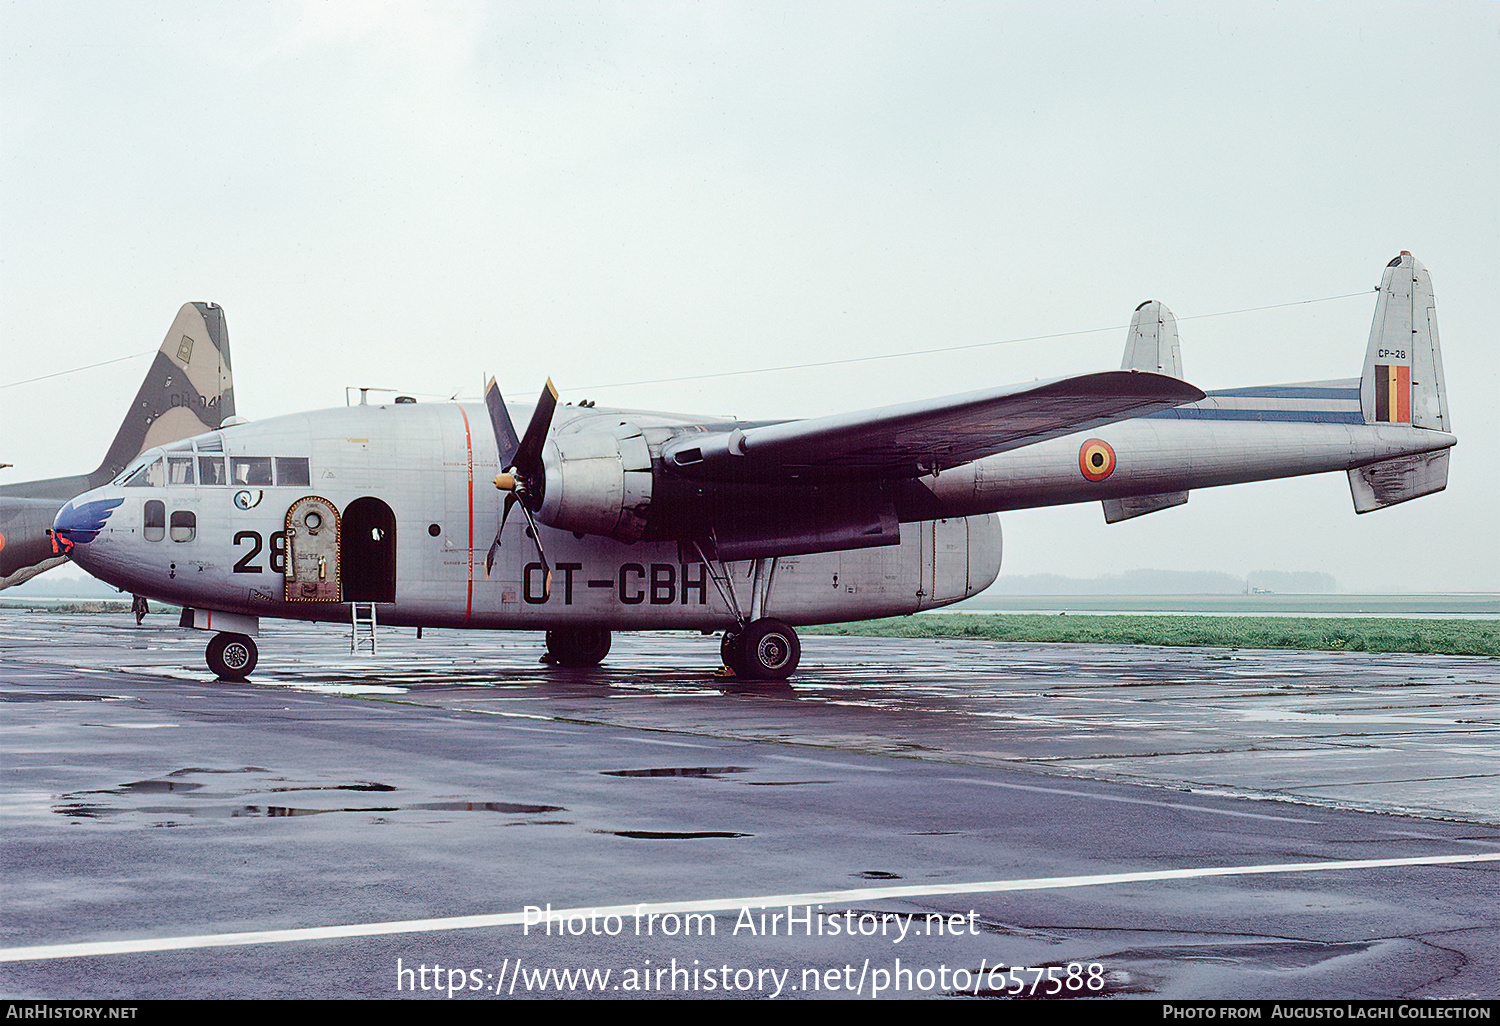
<box><xmin>662</xmin><ymin>371</ymin><xmax>1204</xmax><ymax>478</ymax></box>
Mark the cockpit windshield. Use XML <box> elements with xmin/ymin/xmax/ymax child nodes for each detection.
<box><xmin>119</xmin><ymin>452</ymin><xmax>165</xmax><ymax>488</ymax></box>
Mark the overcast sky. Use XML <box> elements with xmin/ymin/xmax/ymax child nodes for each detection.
<box><xmin>2</xmin><ymin>1</ymin><xmax>1495</xmax><ymax>592</ymax></box>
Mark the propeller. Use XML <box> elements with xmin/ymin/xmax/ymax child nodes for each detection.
<box><xmin>483</xmin><ymin>377</ymin><xmax>558</xmax><ymax>594</ymax></box>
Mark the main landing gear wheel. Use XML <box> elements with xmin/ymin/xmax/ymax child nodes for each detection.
<box><xmin>206</xmin><ymin>632</ymin><xmax>257</xmax><ymax>681</ymax></box>
<box><xmin>723</xmin><ymin>618</ymin><xmax>800</xmax><ymax>681</ymax></box>
<box><xmin>543</xmin><ymin>628</ymin><xmax>612</xmax><ymax>668</ymax></box>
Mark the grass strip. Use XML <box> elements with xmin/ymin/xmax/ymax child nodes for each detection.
<box><xmin>808</xmin><ymin>613</ymin><xmax>1500</xmax><ymax>657</ymax></box>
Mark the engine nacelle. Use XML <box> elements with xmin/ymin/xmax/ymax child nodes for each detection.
<box><xmin>536</xmin><ymin>422</ymin><xmax>653</xmax><ymax>542</ymax></box>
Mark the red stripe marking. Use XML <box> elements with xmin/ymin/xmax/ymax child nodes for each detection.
<box><xmin>1396</xmin><ymin>365</ymin><xmax>1411</xmax><ymax>423</ymax></box>
<box><xmin>457</xmin><ymin>404</ymin><xmax>475</xmax><ymax>622</ymax></box>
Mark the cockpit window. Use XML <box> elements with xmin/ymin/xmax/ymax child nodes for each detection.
<box><xmin>123</xmin><ymin>458</ymin><xmax>165</xmax><ymax>488</ymax></box>
<box><xmin>114</xmin><ymin>452</ymin><xmax>154</xmax><ymax>485</ymax></box>
<box><xmin>198</xmin><ymin>457</ymin><xmax>227</xmax><ymax>486</ymax></box>
<box><xmin>167</xmin><ymin>456</ymin><xmax>195</xmax><ymax>486</ymax></box>
<box><xmin>231</xmin><ymin>457</ymin><xmax>273</xmax><ymax>486</ymax></box>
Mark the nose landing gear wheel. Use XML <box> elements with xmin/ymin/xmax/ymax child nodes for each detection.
<box><xmin>543</xmin><ymin>628</ymin><xmax>612</xmax><ymax>668</ymax></box>
<box><xmin>206</xmin><ymin>632</ymin><xmax>257</xmax><ymax>681</ymax></box>
<box><xmin>726</xmin><ymin>618</ymin><xmax>800</xmax><ymax>680</ymax></box>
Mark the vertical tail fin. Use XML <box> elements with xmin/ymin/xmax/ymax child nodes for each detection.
<box><xmin>1104</xmin><ymin>300</ymin><xmax>1189</xmax><ymax>522</ymax></box>
<box><xmin>1349</xmin><ymin>253</ymin><xmax>1452</xmax><ymax>512</ymax></box>
<box><xmin>1120</xmin><ymin>300</ymin><xmax>1184</xmax><ymax>378</ymax></box>
<box><xmin>1360</xmin><ymin>252</ymin><xmax>1450</xmax><ymax>431</ymax></box>
<box><xmin>87</xmin><ymin>302</ymin><xmax>235</xmax><ymax>488</ymax></box>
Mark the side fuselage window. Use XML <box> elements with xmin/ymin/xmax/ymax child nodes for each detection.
<box><xmin>231</xmin><ymin>457</ymin><xmax>273</xmax><ymax>486</ymax></box>
<box><xmin>170</xmin><ymin>510</ymin><xmax>196</xmax><ymax>543</ymax></box>
<box><xmin>275</xmin><ymin>457</ymin><xmax>311</xmax><ymax>487</ymax></box>
<box><xmin>144</xmin><ymin>500</ymin><xmax>165</xmax><ymax>542</ymax></box>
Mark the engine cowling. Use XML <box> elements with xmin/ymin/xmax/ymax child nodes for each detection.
<box><xmin>536</xmin><ymin>422</ymin><xmax>653</xmax><ymax>542</ymax></box>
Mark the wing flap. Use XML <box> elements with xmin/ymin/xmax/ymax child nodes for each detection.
<box><xmin>663</xmin><ymin>371</ymin><xmax>1203</xmax><ymax>479</ymax></box>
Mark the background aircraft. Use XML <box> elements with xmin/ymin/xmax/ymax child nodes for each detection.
<box><xmin>0</xmin><ymin>303</ymin><xmax>235</xmax><ymax>589</ymax></box>
<box><xmin>54</xmin><ymin>255</ymin><xmax>1453</xmax><ymax>682</ymax></box>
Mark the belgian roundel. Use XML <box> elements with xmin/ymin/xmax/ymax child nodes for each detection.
<box><xmin>1078</xmin><ymin>438</ymin><xmax>1116</xmax><ymax>482</ymax></box>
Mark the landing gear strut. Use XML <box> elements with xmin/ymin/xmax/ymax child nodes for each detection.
<box><xmin>543</xmin><ymin>627</ymin><xmax>612</xmax><ymax>668</ymax></box>
<box><xmin>690</xmin><ymin>546</ymin><xmax>802</xmax><ymax>680</ymax></box>
<box><xmin>720</xmin><ymin>618</ymin><xmax>800</xmax><ymax>680</ymax></box>
<box><xmin>206</xmin><ymin>632</ymin><xmax>257</xmax><ymax>681</ymax></box>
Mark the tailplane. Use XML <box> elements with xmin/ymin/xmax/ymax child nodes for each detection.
<box><xmin>1349</xmin><ymin>253</ymin><xmax>1452</xmax><ymax>512</ymax></box>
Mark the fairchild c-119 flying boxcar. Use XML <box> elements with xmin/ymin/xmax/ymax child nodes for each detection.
<box><xmin>54</xmin><ymin>254</ymin><xmax>1454</xmax><ymax>682</ymax></box>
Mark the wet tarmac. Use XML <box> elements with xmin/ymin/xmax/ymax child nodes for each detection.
<box><xmin>1</xmin><ymin>612</ymin><xmax>1497</xmax><ymax>1000</ymax></box>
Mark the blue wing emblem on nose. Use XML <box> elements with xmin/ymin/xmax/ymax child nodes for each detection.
<box><xmin>53</xmin><ymin>497</ymin><xmax>125</xmax><ymax>549</ymax></box>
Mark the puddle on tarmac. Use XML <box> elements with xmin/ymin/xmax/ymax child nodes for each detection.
<box><xmin>602</xmin><ymin>767</ymin><xmax>749</xmax><ymax>778</ymax></box>
<box><xmin>53</xmin><ymin>767</ymin><xmax>566</xmax><ymax>822</ymax></box>
<box><xmin>411</xmin><ymin>801</ymin><xmax>564</xmax><ymax>813</ymax></box>
<box><xmin>0</xmin><ymin>693</ymin><xmax>120</xmax><ymax>703</ymax></box>
<box><xmin>266</xmin><ymin>783</ymin><xmax>397</xmax><ymax>793</ymax></box>
<box><xmin>603</xmin><ymin>829</ymin><xmax>750</xmax><ymax>839</ymax></box>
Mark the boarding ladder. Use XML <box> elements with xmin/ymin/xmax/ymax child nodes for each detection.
<box><xmin>351</xmin><ymin>602</ymin><xmax>378</xmax><ymax>655</ymax></box>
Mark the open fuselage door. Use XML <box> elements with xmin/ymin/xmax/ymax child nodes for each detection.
<box><xmin>342</xmin><ymin>496</ymin><xmax>397</xmax><ymax>603</ymax></box>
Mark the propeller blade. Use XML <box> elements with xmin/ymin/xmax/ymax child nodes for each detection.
<box><xmin>513</xmin><ymin>379</ymin><xmax>558</xmax><ymax>480</ymax></box>
<box><xmin>518</xmin><ymin>503</ymin><xmax>552</xmax><ymax>599</ymax></box>
<box><xmin>484</xmin><ymin>377</ymin><xmax>522</xmax><ymax>471</ymax></box>
<box><xmin>484</xmin><ymin>493</ymin><xmax>522</xmax><ymax>577</ymax></box>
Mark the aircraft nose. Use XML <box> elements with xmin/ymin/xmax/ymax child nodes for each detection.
<box><xmin>52</xmin><ymin>495</ymin><xmax>124</xmax><ymax>555</ymax></box>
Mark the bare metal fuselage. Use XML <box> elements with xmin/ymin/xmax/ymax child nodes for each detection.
<box><xmin>59</xmin><ymin>392</ymin><xmax>1452</xmax><ymax>632</ymax></box>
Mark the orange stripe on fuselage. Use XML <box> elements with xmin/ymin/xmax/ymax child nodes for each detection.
<box><xmin>457</xmin><ymin>405</ymin><xmax>475</xmax><ymax>622</ymax></box>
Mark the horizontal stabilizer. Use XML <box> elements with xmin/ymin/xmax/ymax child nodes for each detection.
<box><xmin>1102</xmin><ymin>490</ymin><xmax>1189</xmax><ymax>523</ymax></box>
<box><xmin>1348</xmin><ymin>451</ymin><xmax>1449</xmax><ymax>513</ymax></box>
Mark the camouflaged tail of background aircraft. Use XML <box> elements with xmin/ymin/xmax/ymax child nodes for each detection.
<box><xmin>0</xmin><ymin>303</ymin><xmax>234</xmax><ymax>589</ymax></box>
